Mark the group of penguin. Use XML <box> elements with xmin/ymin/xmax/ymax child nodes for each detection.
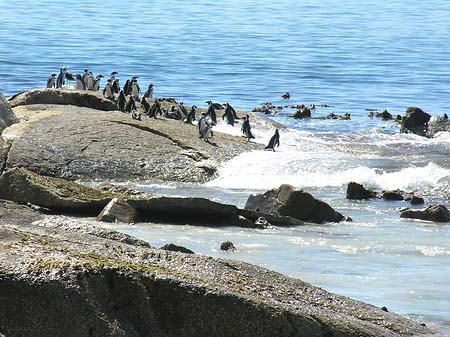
<box><xmin>45</xmin><ymin>67</ymin><xmax>280</xmax><ymax>150</ymax></box>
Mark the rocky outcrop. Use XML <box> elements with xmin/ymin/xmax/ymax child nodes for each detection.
<box><xmin>0</xmin><ymin>211</ymin><xmax>432</xmax><ymax>337</ymax></box>
<box><xmin>220</xmin><ymin>240</ymin><xmax>237</xmax><ymax>252</ymax></box>
<box><xmin>8</xmin><ymin>88</ymin><xmax>118</xmax><ymax>111</ymax></box>
<box><xmin>4</xmin><ymin>102</ymin><xmax>261</xmax><ymax>182</ymax></box>
<box><xmin>245</xmin><ymin>184</ymin><xmax>347</xmax><ymax>224</ymax></box>
<box><xmin>346</xmin><ymin>182</ymin><xmax>376</xmax><ymax>200</ymax></box>
<box><xmin>427</xmin><ymin>115</ymin><xmax>450</xmax><ymax>138</ymax></box>
<box><xmin>160</xmin><ymin>243</ymin><xmax>194</xmax><ymax>254</ymax></box>
<box><xmin>96</xmin><ymin>198</ymin><xmax>139</xmax><ymax>223</ymax></box>
<box><xmin>0</xmin><ymin>93</ymin><xmax>18</xmax><ymax>131</ymax></box>
<box><xmin>400</xmin><ymin>107</ymin><xmax>431</xmax><ymax>137</ymax></box>
<box><xmin>400</xmin><ymin>204</ymin><xmax>450</xmax><ymax>222</ymax></box>
<box><xmin>380</xmin><ymin>190</ymin><xmax>404</xmax><ymax>201</ymax></box>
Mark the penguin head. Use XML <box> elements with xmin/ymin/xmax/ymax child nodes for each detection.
<box><xmin>84</xmin><ymin>69</ymin><xmax>88</xmax><ymax>73</ymax></box>
<box><xmin>50</xmin><ymin>73</ymin><xmax>56</xmax><ymax>77</ymax></box>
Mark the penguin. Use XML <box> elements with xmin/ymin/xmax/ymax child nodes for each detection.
<box><xmin>148</xmin><ymin>100</ymin><xmax>161</xmax><ymax>118</ymax></box>
<box><xmin>125</xmin><ymin>96</ymin><xmax>136</xmax><ymax>113</ymax></box>
<box><xmin>241</xmin><ymin>114</ymin><xmax>255</xmax><ymax>140</ymax></box>
<box><xmin>93</xmin><ymin>74</ymin><xmax>103</xmax><ymax>91</ymax></box>
<box><xmin>130</xmin><ymin>77</ymin><xmax>140</xmax><ymax>99</ymax></box>
<box><xmin>123</xmin><ymin>79</ymin><xmax>131</xmax><ymax>96</ymax></box>
<box><xmin>118</xmin><ymin>90</ymin><xmax>126</xmax><ymax>112</ymax></box>
<box><xmin>46</xmin><ymin>73</ymin><xmax>56</xmax><ymax>88</ymax></box>
<box><xmin>281</xmin><ymin>92</ymin><xmax>290</xmax><ymax>99</ymax></box>
<box><xmin>82</xmin><ymin>69</ymin><xmax>89</xmax><ymax>85</ymax></box>
<box><xmin>144</xmin><ymin>84</ymin><xmax>154</xmax><ymax>98</ymax></box>
<box><xmin>112</xmin><ymin>79</ymin><xmax>120</xmax><ymax>93</ymax></box>
<box><xmin>179</xmin><ymin>102</ymin><xmax>189</xmax><ymax>119</ymax></box>
<box><xmin>227</xmin><ymin>102</ymin><xmax>239</xmax><ymax>119</ymax></box>
<box><xmin>85</xmin><ymin>72</ymin><xmax>94</xmax><ymax>90</ymax></box>
<box><xmin>205</xmin><ymin>100</ymin><xmax>217</xmax><ymax>124</ymax></box>
<box><xmin>222</xmin><ymin>102</ymin><xmax>236</xmax><ymax>126</ymax></box>
<box><xmin>131</xmin><ymin>109</ymin><xmax>142</xmax><ymax>121</ymax></box>
<box><xmin>140</xmin><ymin>97</ymin><xmax>150</xmax><ymax>114</ymax></box>
<box><xmin>110</xmin><ymin>71</ymin><xmax>118</xmax><ymax>79</ymax></box>
<box><xmin>444</xmin><ymin>113</ymin><xmax>448</xmax><ymax>120</ymax></box>
<box><xmin>203</xmin><ymin>123</ymin><xmax>214</xmax><ymax>143</ymax></box>
<box><xmin>185</xmin><ymin>105</ymin><xmax>197</xmax><ymax>124</ymax></box>
<box><xmin>75</xmin><ymin>74</ymin><xmax>86</xmax><ymax>90</ymax></box>
<box><xmin>198</xmin><ymin>113</ymin><xmax>208</xmax><ymax>138</ymax></box>
<box><xmin>56</xmin><ymin>68</ymin><xmax>64</xmax><ymax>88</ymax></box>
<box><xmin>265</xmin><ymin>129</ymin><xmax>280</xmax><ymax>151</ymax></box>
<box><xmin>103</xmin><ymin>79</ymin><xmax>114</xmax><ymax>100</ymax></box>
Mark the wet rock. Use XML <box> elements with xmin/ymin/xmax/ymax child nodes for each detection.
<box><xmin>405</xmin><ymin>195</ymin><xmax>425</xmax><ymax>205</ymax></box>
<box><xmin>220</xmin><ymin>240</ymin><xmax>237</xmax><ymax>251</ymax></box>
<box><xmin>346</xmin><ymin>182</ymin><xmax>376</xmax><ymax>200</ymax></box>
<box><xmin>380</xmin><ymin>109</ymin><xmax>393</xmax><ymax>120</ymax></box>
<box><xmin>400</xmin><ymin>107</ymin><xmax>431</xmax><ymax>137</ymax></box>
<box><xmin>0</xmin><ymin>93</ymin><xmax>18</xmax><ymax>131</ymax></box>
<box><xmin>400</xmin><ymin>204</ymin><xmax>450</xmax><ymax>222</ymax></box>
<box><xmin>96</xmin><ymin>182</ymin><xmax>153</xmax><ymax>199</ymax></box>
<box><xmin>380</xmin><ymin>190</ymin><xmax>404</xmax><ymax>201</ymax></box>
<box><xmin>8</xmin><ymin>88</ymin><xmax>117</xmax><ymax>111</ymax></box>
<box><xmin>427</xmin><ymin>115</ymin><xmax>450</xmax><ymax>138</ymax></box>
<box><xmin>0</xmin><ymin>167</ymin><xmax>116</xmax><ymax>213</ymax></box>
<box><xmin>96</xmin><ymin>198</ymin><xmax>138</xmax><ymax>223</ymax></box>
<box><xmin>255</xmin><ymin>216</ymin><xmax>271</xmax><ymax>228</ymax></box>
<box><xmin>160</xmin><ymin>243</ymin><xmax>194</xmax><ymax>254</ymax></box>
<box><xmin>245</xmin><ymin>185</ymin><xmax>347</xmax><ymax>224</ymax></box>
<box><xmin>236</xmin><ymin>215</ymin><xmax>257</xmax><ymax>228</ymax></box>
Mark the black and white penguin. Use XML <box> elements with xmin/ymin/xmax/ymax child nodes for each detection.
<box><xmin>198</xmin><ymin>113</ymin><xmax>208</xmax><ymax>138</ymax></box>
<box><xmin>178</xmin><ymin>102</ymin><xmax>189</xmax><ymax>119</ymax></box>
<box><xmin>46</xmin><ymin>73</ymin><xmax>56</xmax><ymax>88</ymax></box>
<box><xmin>222</xmin><ymin>102</ymin><xmax>236</xmax><ymax>126</ymax></box>
<box><xmin>103</xmin><ymin>79</ymin><xmax>114</xmax><ymax>100</ymax></box>
<box><xmin>203</xmin><ymin>123</ymin><xmax>214</xmax><ymax>143</ymax></box>
<box><xmin>75</xmin><ymin>74</ymin><xmax>86</xmax><ymax>90</ymax></box>
<box><xmin>265</xmin><ymin>129</ymin><xmax>280</xmax><ymax>151</ymax></box>
<box><xmin>140</xmin><ymin>97</ymin><xmax>150</xmax><ymax>114</ymax></box>
<box><xmin>85</xmin><ymin>72</ymin><xmax>94</xmax><ymax>90</ymax></box>
<box><xmin>241</xmin><ymin>114</ymin><xmax>255</xmax><ymax>140</ymax></box>
<box><xmin>123</xmin><ymin>79</ymin><xmax>131</xmax><ymax>96</ymax></box>
<box><xmin>148</xmin><ymin>100</ymin><xmax>161</xmax><ymax>118</ymax></box>
<box><xmin>112</xmin><ymin>79</ymin><xmax>120</xmax><ymax>93</ymax></box>
<box><xmin>205</xmin><ymin>100</ymin><xmax>217</xmax><ymax>124</ymax></box>
<box><xmin>93</xmin><ymin>74</ymin><xmax>103</xmax><ymax>91</ymax></box>
<box><xmin>144</xmin><ymin>84</ymin><xmax>154</xmax><ymax>98</ymax></box>
<box><xmin>126</xmin><ymin>96</ymin><xmax>136</xmax><ymax>113</ymax></box>
<box><xmin>130</xmin><ymin>77</ymin><xmax>140</xmax><ymax>99</ymax></box>
<box><xmin>184</xmin><ymin>105</ymin><xmax>197</xmax><ymax>124</ymax></box>
<box><xmin>118</xmin><ymin>90</ymin><xmax>126</xmax><ymax>112</ymax></box>
<box><xmin>82</xmin><ymin>69</ymin><xmax>89</xmax><ymax>85</ymax></box>
<box><xmin>281</xmin><ymin>92</ymin><xmax>290</xmax><ymax>99</ymax></box>
<box><xmin>56</xmin><ymin>68</ymin><xmax>65</xmax><ymax>88</ymax></box>
<box><xmin>131</xmin><ymin>109</ymin><xmax>142</xmax><ymax>121</ymax></box>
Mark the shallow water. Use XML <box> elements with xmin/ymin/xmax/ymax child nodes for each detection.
<box><xmin>2</xmin><ymin>0</ymin><xmax>450</xmax><ymax>332</ymax></box>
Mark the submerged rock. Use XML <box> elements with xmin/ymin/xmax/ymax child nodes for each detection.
<box><xmin>400</xmin><ymin>107</ymin><xmax>431</xmax><ymax>137</ymax></box>
<box><xmin>96</xmin><ymin>198</ymin><xmax>138</xmax><ymax>223</ymax></box>
<box><xmin>245</xmin><ymin>184</ymin><xmax>346</xmax><ymax>224</ymax></box>
<box><xmin>220</xmin><ymin>240</ymin><xmax>237</xmax><ymax>252</ymax></box>
<box><xmin>400</xmin><ymin>204</ymin><xmax>450</xmax><ymax>222</ymax></box>
<box><xmin>0</xmin><ymin>209</ymin><xmax>433</xmax><ymax>336</ymax></box>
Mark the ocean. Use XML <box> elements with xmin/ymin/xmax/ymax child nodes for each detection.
<box><xmin>1</xmin><ymin>0</ymin><xmax>449</xmax><ymax>332</ymax></box>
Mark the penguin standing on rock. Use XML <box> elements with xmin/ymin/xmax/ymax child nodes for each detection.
<box><xmin>144</xmin><ymin>84</ymin><xmax>154</xmax><ymax>98</ymax></box>
<box><xmin>82</xmin><ymin>69</ymin><xmax>89</xmax><ymax>85</ymax></box>
<box><xmin>130</xmin><ymin>76</ymin><xmax>140</xmax><ymax>99</ymax></box>
<box><xmin>265</xmin><ymin>129</ymin><xmax>280</xmax><ymax>151</ymax></box>
<box><xmin>241</xmin><ymin>114</ymin><xmax>255</xmax><ymax>140</ymax></box>
<box><xmin>118</xmin><ymin>91</ymin><xmax>126</xmax><ymax>112</ymax></box>
<box><xmin>126</xmin><ymin>96</ymin><xmax>136</xmax><ymax>113</ymax></box>
<box><xmin>184</xmin><ymin>105</ymin><xmax>197</xmax><ymax>124</ymax></box>
<box><xmin>198</xmin><ymin>113</ymin><xmax>208</xmax><ymax>138</ymax></box>
<box><xmin>123</xmin><ymin>77</ymin><xmax>132</xmax><ymax>96</ymax></box>
<box><xmin>56</xmin><ymin>68</ymin><xmax>65</xmax><ymax>88</ymax></box>
<box><xmin>46</xmin><ymin>74</ymin><xmax>56</xmax><ymax>88</ymax></box>
<box><xmin>222</xmin><ymin>102</ymin><xmax>236</xmax><ymax>126</ymax></box>
<box><xmin>85</xmin><ymin>72</ymin><xmax>94</xmax><ymax>90</ymax></box>
<box><xmin>93</xmin><ymin>74</ymin><xmax>103</xmax><ymax>91</ymax></box>
<box><xmin>75</xmin><ymin>74</ymin><xmax>86</xmax><ymax>90</ymax></box>
<box><xmin>148</xmin><ymin>100</ymin><xmax>161</xmax><ymax>118</ymax></box>
<box><xmin>140</xmin><ymin>97</ymin><xmax>150</xmax><ymax>114</ymax></box>
<box><xmin>103</xmin><ymin>79</ymin><xmax>114</xmax><ymax>100</ymax></box>
<box><xmin>205</xmin><ymin>100</ymin><xmax>217</xmax><ymax>124</ymax></box>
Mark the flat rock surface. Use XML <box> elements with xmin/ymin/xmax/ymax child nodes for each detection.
<box><xmin>4</xmin><ymin>103</ymin><xmax>261</xmax><ymax>182</ymax></box>
<box><xmin>0</xmin><ymin>211</ymin><xmax>433</xmax><ymax>337</ymax></box>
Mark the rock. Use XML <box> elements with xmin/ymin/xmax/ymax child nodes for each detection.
<box><xmin>400</xmin><ymin>204</ymin><xmax>450</xmax><ymax>222</ymax></box>
<box><xmin>245</xmin><ymin>185</ymin><xmax>346</xmax><ymax>224</ymax></box>
<box><xmin>405</xmin><ymin>195</ymin><xmax>425</xmax><ymax>205</ymax></box>
<box><xmin>346</xmin><ymin>182</ymin><xmax>376</xmax><ymax>200</ymax></box>
<box><xmin>236</xmin><ymin>215</ymin><xmax>257</xmax><ymax>228</ymax></box>
<box><xmin>0</xmin><ymin>215</ymin><xmax>432</xmax><ymax>336</ymax></box>
<box><xmin>255</xmin><ymin>216</ymin><xmax>271</xmax><ymax>229</ymax></box>
<box><xmin>160</xmin><ymin>243</ymin><xmax>194</xmax><ymax>254</ymax></box>
<box><xmin>238</xmin><ymin>208</ymin><xmax>305</xmax><ymax>227</ymax></box>
<box><xmin>96</xmin><ymin>198</ymin><xmax>139</xmax><ymax>223</ymax></box>
<box><xmin>8</xmin><ymin>88</ymin><xmax>118</xmax><ymax>111</ymax></box>
<box><xmin>427</xmin><ymin>115</ymin><xmax>450</xmax><ymax>138</ymax></box>
<box><xmin>0</xmin><ymin>167</ymin><xmax>116</xmax><ymax>213</ymax></box>
<box><xmin>400</xmin><ymin>107</ymin><xmax>431</xmax><ymax>137</ymax></box>
<box><xmin>0</xmin><ymin>199</ymin><xmax>43</xmax><ymax>225</ymax></box>
<box><xmin>4</xmin><ymin>102</ymin><xmax>261</xmax><ymax>182</ymax></box>
<box><xmin>96</xmin><ymin>182</ymin><xmax>153</xmax><ymax>199</ymax></box>
<box><xmin>220</xmin><ymin>240</ymin><xmax>237</xmax><ymax>251</ymax></box>
<box><xmin>380</xmin><ymin>109</ymin><xmax>392</xmax><ymax>120</ymax></box>
<box><xmin>380</xmin><ymin>190</ymin><xmax>404</xmax><ymax>201</ymax></box>
<box><xmin>0</xmin><ymin>93</ymin><xmax>18</xmax><ymax>132</ymax></box>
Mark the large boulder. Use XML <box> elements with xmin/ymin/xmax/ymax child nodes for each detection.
<box><xmin>96</xmin><ymin>198</ymin><xmax>139</xmax><ymax>223</ymax></box>
<box><xmin>0</xmin><ymin>217</ymin><xmax>432</xmax><ymax>336</ymax></box>
<box><xmin>8</xmin><ymin>88</ymin><xmax>118</xmax><ymax>111</ymax></box>
<box><xmin>160</xmin><ymin>243</ymin><xmax>194</xmax><ymax>254</ymax></box>
<box><xmin>400</xmin><ymin>204</ymin><xmax>450</xmax><ymax>222</ymax></box>
<box><xmin>346</xmin><ymin>182</ymin><xmax>376</xmax><ymax>200</ymax></box>
<box><xmin>400</xmin><ymin>107</ymin><xmax>431</xmax><ymax>137</ymax></box>
<box><xmin>0</xmin><ymin>93</ymin><xmax>18</xmax><ymax>132</ymax></box>
<box><xmin>245</xmin><ymin>185</ymin><xmax>347</xmax><ymax>224</ymax></box>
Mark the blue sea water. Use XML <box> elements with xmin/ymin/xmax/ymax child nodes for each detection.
<box><xmin>2</xmin><ymin>0</ymin><xmax>450</xmax><ymax>333</ymax></box>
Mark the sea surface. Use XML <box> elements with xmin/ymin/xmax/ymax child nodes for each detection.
<box><xmin>1</xmin><ymin>0</ymin><xmax>450</xmax><ymax>333</ymax></box>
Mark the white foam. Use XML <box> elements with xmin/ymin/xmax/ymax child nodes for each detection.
<box><xmin>416</xmin><ymin>245</ymin><xmax>450</xmax><ymax>257</ymax></box>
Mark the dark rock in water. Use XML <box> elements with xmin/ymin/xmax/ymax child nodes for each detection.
<box><xmin>255</xmin><ymin>216</ymin><xmax>271</xmax><ymax>228</ymax></box>
<box><xmin>400</xmin><ymin>204</ymin><xmax>450</xmax><ymax>222</ymax></box>
<box><xmin>160</xmin><ymin>243</ymin><xmax>194</xmax><ymax>254</ymax></box>
<box><xmin>427</xmin><ymin>115</ymin><xmax>450</xmax><ymax>138</ymax></box>
<box><xmin>346</xmin><ymin>182</ymin><xmax>376</xmax><ymax>200</ymax></box>
<box><xmin>245</xmin><ymin>184</ymin><xmax>346</xmax><ymax>224</ymax></box>
<box><xmin>381</xmin><ymin>109</ymin><xmax>393</xmax><ymax>120</ymax></box>
<box><xmin>8</xmin><ymin>88</ymin><xmax>117</xmax><ymax>111</ymax></box>
<box><xmin>400</xmin><ymin>107</ymin><xmax>431</xmax><ymax>137</ymax></box>
<box><xmin>380</xmin><ymin>190</ymin><xmax>404</xmax><ymax>201</ymax></box>
<box><xmin>0</xmin><ymin>92</ymin><xmax>18</xmax><ymax>132</ymax></box>
<box><xmin>0</xmin><ymin>167</ymin><xmax>116</xmax><ymax>213</ymax></box>
<box><xmin>220</xmin><ymin>240</ymin><xmax>237</xmax><ymax>251</ymax></box>
<box><xmin>236</xmin><ymin>215</ymin><xmax>256</xmax><ymax>228</ymax></box>
<box><xmin>96</xmin><ymin>198</ymin><xmax>139</xmax><ymax>223</ymax></box>
<box><xmin>405</xmin><ymin>195</ymin><xmax>425</xmax><ymax>205</ymax></box>
<box><xmin>381</xmin><ymin>306</ymin><xmax>389</xmax><ymax>312</ymax></box>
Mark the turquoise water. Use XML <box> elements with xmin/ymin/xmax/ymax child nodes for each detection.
<box><xmin>2</xmin><ymin>0</ymin><xmax>450</xmax><ymax>333</ymax></box>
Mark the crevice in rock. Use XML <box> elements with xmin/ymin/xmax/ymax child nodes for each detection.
<box><xmin>113</xmin><ymin>121</ymin><xmax>209</xmax><ymax>160</ymax></box>
<box><xmin>0</xmin><ymin>137</ymin><xmax>12</xmax><ymax>175</ymax></box>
